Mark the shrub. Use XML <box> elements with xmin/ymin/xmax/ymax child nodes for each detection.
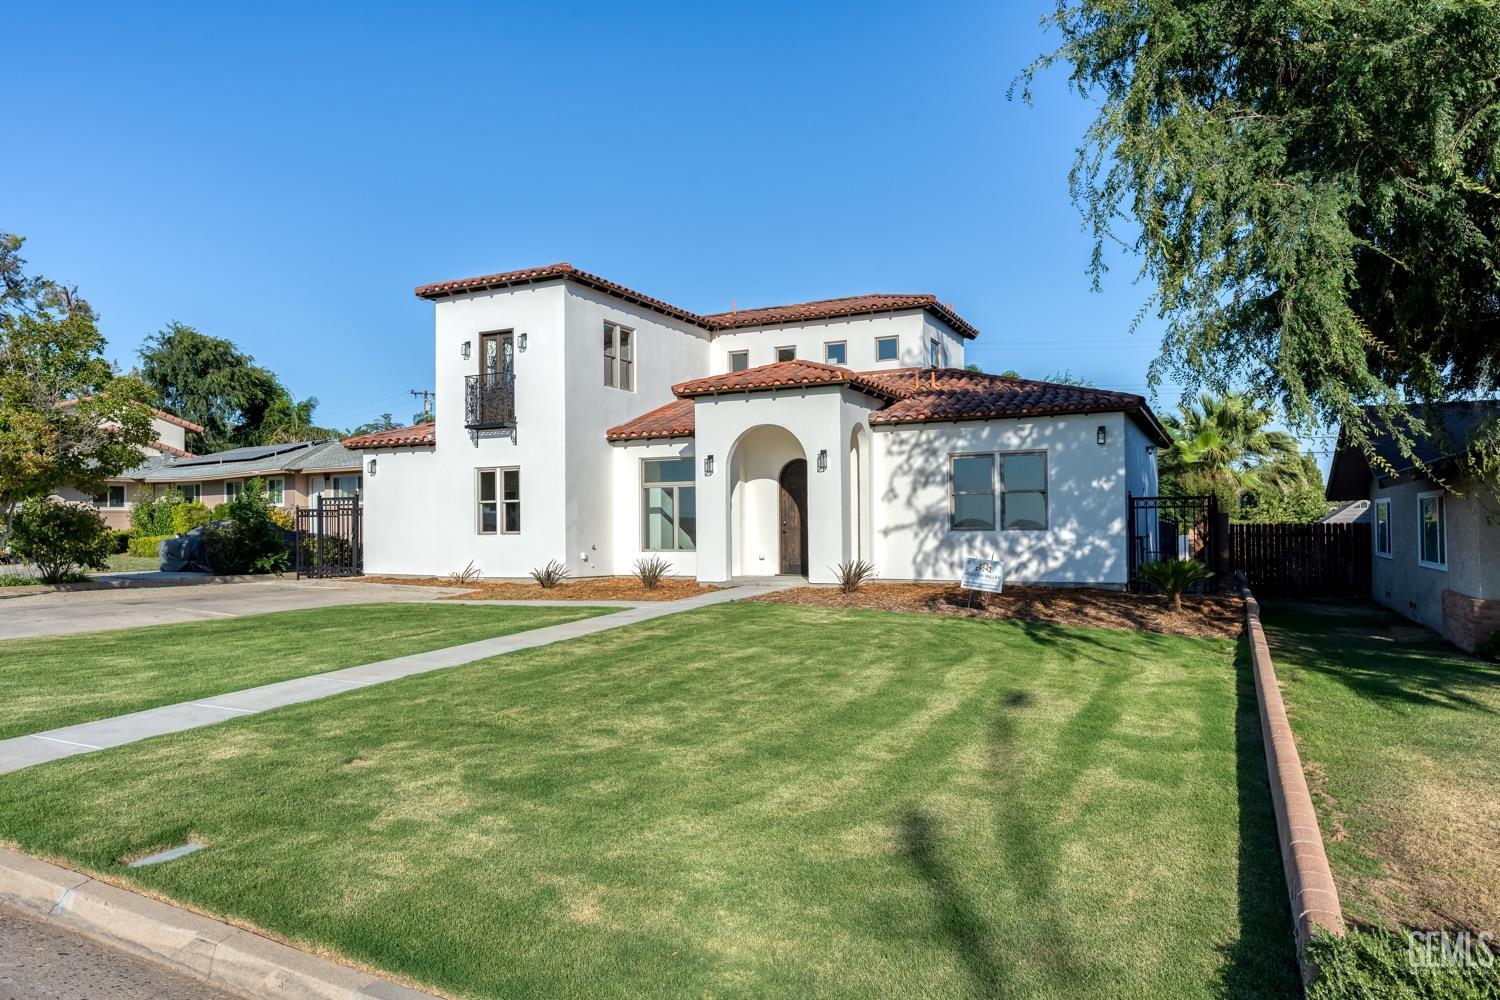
<box><xmin>270</xmin><ymin>506</ymin><xmax>295</xmax><ymax>531</ymax></box>
<box><xmin>1306</xmin><ymin>927</ymin><xmax>1500</xmax><ymax>999</ymax></box>
<box><xmin>127</xmin><ymin>534</ymin><xmax>174</xmax><ymax>558</ymax></box>
<box><xmin>530</xmin><ymin>560</ymin><xmax>571</xmax><ymax>589</ymax></box>
<box><xmin>633</xmin><ymin>556</ymin><xmax>671</xmax><ymax>590</ymax></box>
<box><xmin>130</xmin><ymin>488</ymin><xmax>182</xmax><ymax>536</ymax></box>
<box><xmin>203</xmin><ymin>478</ymin><xmax>290</xmax><ymax>575</ymax></box>
<box><xmin>447</xmin><ymin>560</ymin><xmax>482</xmax><ymax>585</ymax></box>
<box><xmin>832</xmin><ymin>558</ymin><xmax>877</xmax><ymax>594</ymax></box>
<box><xmin>10</xmin><ymin>497</ymin><xmax>112</xmax><ymax>583</ymax></box>
<box><xmin>170</xmin><ymin>500</ymin><xmax>213</xmax><ymax>535</ymax></box>
<box><xmin>107</xmin><ymin>529</ymin><xmax>132</xmax><ymax>554</ymax></box>
<box><xmin>1137</xmin><ymin>558</ymin><xmax>1215</xmax><ymax>610</ymax></box>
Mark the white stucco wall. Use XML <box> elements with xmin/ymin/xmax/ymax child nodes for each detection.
<box><xmin>707</xmin><ymin>311</ymin><xmax>967</xmax><ymax>374</ymax></box>
<box><xmin>871</xmin><ymin>411</ymin><xmax>1135</xmax><ymax>585</ymax></box>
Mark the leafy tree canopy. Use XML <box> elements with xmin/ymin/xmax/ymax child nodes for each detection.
<box><xmin>0</xmin><ymin>233</ymin><xmax>156</xmax><ymax>530</ymax></box>
<box><xmin>1023</xmin><ymin>0</ymin><xmax>1500</xmax><ymax>478</ymax></box>
<box><xmin>351</xmin><ymin>413</ymin><xmax>399</xmax><ymax>437</ymax></box>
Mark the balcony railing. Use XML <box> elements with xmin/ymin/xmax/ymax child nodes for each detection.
<box><xmin>465</xmin><ymin>372</ymin><xmax>516</xmax><ymax>429</ymax></box>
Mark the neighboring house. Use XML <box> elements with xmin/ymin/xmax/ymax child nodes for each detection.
<box><xmin>51</xmin><ymin>405</ymin><xmax>206</xmax><ymax>529</ymax></box>
<box><xmin>1326</xmin><ymin>401</ymin><xmax>1500</xmax><ymax>651</ymax></box>
<box><xmin>346</xmin><ymin>263</ymin><xmax>1165</xmax><ymax>586</ymax></box>
<box><xmin>1320</xmin><ymin>500</ymin><xmax>1371</xmax><ymax>524</ymax></box>
<box><xmin>59</xmin><ymin>439</ymin><xmax>363</xmax><ymax>531</ymax></box>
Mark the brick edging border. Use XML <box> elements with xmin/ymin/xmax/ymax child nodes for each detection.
<box><xmin>0</xmin><ymin>846</ymin><xmax>438</xmax><ymax>999</ymax></box>
<box><xmin>1240</xmin><ymin>577</ymin><xmax>1345</xmax><ymax>982</ymax></box>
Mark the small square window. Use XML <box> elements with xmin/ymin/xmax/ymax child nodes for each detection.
<box><xmin>775</xmin><ymin>346</ymin><xmax>796</xmax><ymax>362</ymax></box>
<box><xmin>876</xmin><ymin>336</ymin><xmax>899</xmax><ymax>362</ymax></box>
<box><xmin>824</xmin><ymin>341</ymin><xmax>847</xmax><ymax>366</ymax></box>
<box><xmin>729</xmin><ymin>351</ymin><xmax>749</xmax><ymax>372</ymax></box>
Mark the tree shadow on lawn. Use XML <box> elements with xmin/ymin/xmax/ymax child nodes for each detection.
<box><xmin>1261</xmin><ymin>601</ymin><xmax>1500</xmax><ymax>716</ymax></box>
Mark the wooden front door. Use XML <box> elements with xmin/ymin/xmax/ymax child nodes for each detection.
<box><xmin>778</xmin><ymin>459</ymin><xmax>808</xmax><ymax>576</ymax></box>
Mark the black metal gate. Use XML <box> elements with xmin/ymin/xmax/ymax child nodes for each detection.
<box><xmin>1127</xmin><ymin>494</ymin><xmax>1222</xmax><ymax>592</ymax></box>
<box><xmin>294</xmin><ymin>494</ymin><xmax>362</xmax><ymax>578</ymax></box>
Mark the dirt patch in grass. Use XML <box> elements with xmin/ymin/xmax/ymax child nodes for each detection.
<box><xmin>358</xmin><ymin>575</ymin><xmax>719</xmax><ymax>602</ymax></box>
<box><xmin>748</xmin><ymin>582</ymin><xmax>1243</xmax><ymax>639</ymax></box>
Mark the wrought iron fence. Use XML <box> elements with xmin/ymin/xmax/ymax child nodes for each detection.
<box><xmin>294</xmin><ymin>494</ymin><xmax>362</xmax><ymax>578</ymax></box>
<box><xmin>1127</xmin><ymin>494</ymin><xmax>1221</xmax><ymax>593</ymax></box>
<box><xmin>465</xmin><ymin>372</ymin><xmax>516</xmax><ymax>429</ymax></box>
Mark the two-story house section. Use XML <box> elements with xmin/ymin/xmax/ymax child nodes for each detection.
<box><xmin>346</xmin><ymin>263</ymin><xmax>1166</xmax><ymax>587</ymax></box>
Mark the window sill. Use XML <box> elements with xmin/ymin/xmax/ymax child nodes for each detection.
<box><xmin>1417</xmin><ymin>560</ymin><xmax>1448</xmax><ymax>571</ymax></box>
<box><xmin>1374</xmin><ymin>551</ymin><xmax>1393</xmax><ymax>560</ymax></box>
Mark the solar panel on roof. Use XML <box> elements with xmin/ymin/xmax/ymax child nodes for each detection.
<box><xmin>171</xmin><ymin>441</ymin><xmax>314</xmax><ymax>468</ymax></box>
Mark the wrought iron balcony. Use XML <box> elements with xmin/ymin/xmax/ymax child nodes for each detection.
<box><xmin>465</xmin><ymin>372</ymin><xmax>516</xmax><ymax>429</ymax></box>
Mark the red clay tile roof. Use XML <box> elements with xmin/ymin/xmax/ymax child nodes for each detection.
<box><xmin>607</xmin><ymin>364</ymin><xmax>1169</xmax><ymax>444</ymax></box>
<box><xmin>343</xmin><ymin>422</ymin><xmax>436</xmax><ymax>449</ymax></box>
<box><xmin>701</xmin><ymin>294</ymin><xmax>979</xmax><ymax>340</ymax></box>
<box><xmin>413</xmin><ymin>264</ymin><xmax>979</xmax><ymax>339</ymax></box>
<box><xmin>606</xmin><ymin>399</ymin><xmax>696</xmax><ymax>442</ymax></box>
<box><xmin>151</xmin><ymin>440</ymin><xmax>194</xmax><ymax>458</ymax></box>
<box><xmin>672</xmin><ymin>360</ymin><xmax>911</xmax><ymax>401</ymax></box>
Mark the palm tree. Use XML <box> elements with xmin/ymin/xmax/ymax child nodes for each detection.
<box><xmin>1161</xmin><ymin>393</ymin><xmax>1312</xmax><ymax>503</ymax></box>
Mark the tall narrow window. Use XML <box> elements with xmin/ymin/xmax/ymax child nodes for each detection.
<box><xmin>500</xmin><ymin>468</ymin><xmax>520</xmax><ymax>533</ymax></box>
<box><xmin>265</xmin><ymin>477</ymin><xmax>286</xmax><ymax>506</ymax></box>
<box><xmin>949</xmin><ymin>454</ymin><xmax>995</xmax><ymax>530</ymax></box>
<box><xmin>604</xmin><ymin>322</ymin><xmax>634</xmax><ymax>390</ymax></box>
<box><xmin>1000</xmin><ymin>452</ymin><xmax>1048</xmax><ymax>529</ymax></box>
<box><xmin>480</xmin><ymin>331</ymin><xmax>514</xmax><ymax>378</ymax></box>
<box><xmin>928</xmin><ymin>338</ymin><xmax>941</xmax><ymax>368</ymax></box>
<box><xmin>642</xmin><ymin>458</ymin><xmax>696</xmax><ymax>550</ymax></box>
<box><xmin>1417</xmin><ymin>491</ymin><xmax>1446</xmax><ymax>569</ymax></box>
<box><xmin>1374</xmin><ymin>498</ymin><xmax>1392</xmax><ymax>557</ymax></box>
<box><xmin>728</xmin><ymin>350</ymin><xmax>749</xmax><ymax>372</ymax></box>
<box><xmin>824</xmin><ymin>341</ymin><xmax>847</xmax><ymax>365</ymax></box>
<box><xmin>876</xmin><ymin>336</ymin><xmax>899</xmax><ymax>362</ymax></box>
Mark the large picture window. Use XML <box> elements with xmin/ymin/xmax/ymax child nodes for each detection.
<box><xmin>477</xmin><ymin>468</ymin><xmax>520</xmax><ymax>534</ymax></box>
<box><xmin>949</xmin><ymin>454</ymin><xmax>995</xmax><ymax>530</ymax></box>
<box><xmin>223</xmin><ymin>481</ymin><xmax>243</xmax><ymax>503</ymax></box>
<box><xmin>1000</xmin><ymin>452</ymin><xmax>1048</xmax><ymax>530</ymax></box>
<box><xmin>95</xmin><ymin>485</ymin><xmax>126</xmax><ymax>508</ymax></box>
<box><xmin>177</xmin><ymin>483</ymin><xmax>201</xmax><ymax>503</ymax></box>
<box><xmin>1417</xmin><ymin>491</ymin><xmax>1446</xmax><ymax>569</ymax></box>
<box><xmin>604</xmin><ymin>321</ymin><xmax>634</xmax><ymax>390</ymax></box>
<box><xmin>1374</xmin><ymin>498</ymin><xmax>1392</xmax><ymax>557</ymax></box>
<box><xmin>642</xmin><ymin>458</ymin><xmax>695</xmax><ymax>550</ymax></box>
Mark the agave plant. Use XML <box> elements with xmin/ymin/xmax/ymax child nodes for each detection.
<box><xmin>832</xmin><ymin>558</ymin><xmax>877</xmax><ymax>595</ymax></box>
<box><xmin>1137</xmin><ymin>558</ymin><xmax>1214</xmax><ymax>611</ymax></box>
<box><xmin>446</xmin><ymin>559</ymin><xmax>482</xmax><ymax>586</ymax></box>
<box><xmin>633</xmin><ymin>555</ymin><xmax>671</xmax><ymax>590</ymax></box>
<box><xmin>530</xmin><ymin>559</ymin><xmax>572</xmax><ymax>589</ymax></box>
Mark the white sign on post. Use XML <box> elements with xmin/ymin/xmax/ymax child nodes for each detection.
<box><xmin>961</xmin><ymin>558</ymin><xmax>1004</xmax><ymax>594</ymax></box>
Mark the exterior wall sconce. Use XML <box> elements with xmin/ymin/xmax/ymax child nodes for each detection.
<box><xmin>703</xmin><ymin>454</ymin><xmax>714</xmax><ymax>477</ymax></box>
<box><xmin>817</xmin><ymin>449</ymin><xmax>828</xmax><ymax>473</ymax></box>
<box><xmin>1096</xmin><ymin>426</ymin><xmax>1107</xmax><ymax>446</ymax></box>
<box><xmin>461</xmin><ymin>340</ymin><xmax>471</xmax><ymax>360</ymax></box>
<box><xmin>367</xmin><ymin>458</ymin><xmax>377</xmax><ymax>475</ymax></box>
<box><xmin>518</xmin><ymin>332</ymin><xmax>528</xmax><ymax>351</ymax></box>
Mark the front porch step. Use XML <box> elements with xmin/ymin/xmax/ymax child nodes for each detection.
<box><xmin>729</xmin><ymin>575</ymin><xmax>809</xmax><ymax>587</ymax></box>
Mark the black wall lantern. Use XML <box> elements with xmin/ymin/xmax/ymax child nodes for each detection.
<box><xmin>1096</xmin><ymin>425</ymin><xmax>1107</xmax><ymax>446</ymax></box>
<box><xmin>817</xmin><ymin>449</ymin><xmax>828</xmax><ymax>473</ymax></box>
<box><xmin>703</xmin><ymin>454</ymin><xmax>714</xmax><ymax>477</ymax></box>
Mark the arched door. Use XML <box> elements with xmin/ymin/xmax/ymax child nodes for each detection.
<box><xmin>778</xmin><ymin>459</ymin><xmax>808</xmax><ymax>576</ymax></box>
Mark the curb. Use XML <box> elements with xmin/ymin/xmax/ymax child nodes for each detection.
<box><xmin>1239</xmin><ymin>578</ymin><xmax>1345</xmax><ymax>983</ymax></box>
<box><xmin>0</xmin><ymin>847</ymin><xmax>439</xmax><ymax>999</ymax></box>
<box><xmin>0</xmin><ymin>573</ymin><xmax>292</xmax><ymax>600</ymax></box>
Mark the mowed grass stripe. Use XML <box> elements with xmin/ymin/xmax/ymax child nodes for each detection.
<box><xmin>0</xmin><ymin>603</ymin><xmax>1299</xmax><ymax>998</ymax></box>
<box><xmin>0</xmin><ymin>603</ymin><xmax>615</xmax><ymax>739</ymax></box>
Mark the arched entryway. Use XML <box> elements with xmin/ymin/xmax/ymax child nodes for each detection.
<box><xmin>778</xmin><ymin>459</ymin><xmax>808</xmax><ymax>576</ymax></box>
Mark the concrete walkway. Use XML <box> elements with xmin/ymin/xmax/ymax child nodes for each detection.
<box><xmin>0</xmin><ymin>583</ymin><xmax>786</xmax><ymax>775</ymax></box>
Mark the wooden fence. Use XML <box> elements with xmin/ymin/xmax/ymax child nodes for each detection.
<box><xmin>1227</xmin><ymin>522</ymin><xmax>1371</xmax><ymax>598</ymax></box>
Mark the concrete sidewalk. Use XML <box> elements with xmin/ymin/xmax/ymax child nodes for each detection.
<box><xmin>0</xmin><ymin>583</ymin><xmax>785</xmax><ymax>775</ymax></box>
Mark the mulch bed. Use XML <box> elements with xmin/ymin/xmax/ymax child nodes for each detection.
<box><xmin>747</xmin><ymin>583</ymin><xmax>1244</xmax><ymax>639</ymax></box>
<box><xmin>356</xmin><ymin>576</ymin><xmax>719</xmax><ymax>602</ymax></box>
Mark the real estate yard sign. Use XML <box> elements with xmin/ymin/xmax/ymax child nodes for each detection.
<box><xmin>961</xmin><ymin>558</ymin><xmax>1004</xmax><ymax>607</ymax></box>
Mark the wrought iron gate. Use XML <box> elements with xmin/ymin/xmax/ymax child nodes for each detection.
<box><xmin>1127</xmin><ymin>494</ymin><xmax>1221</xmax><ymax>592</ymax></box>
<box><xmin>294</xmin><ymin>494</ymin><xmax>362</xmax><ymax>578</ymax></box>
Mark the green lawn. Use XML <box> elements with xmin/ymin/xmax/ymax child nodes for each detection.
<box><xmin>1260</xmin><ymin>601</ymin><xmax>1500</xmax><ymax>933</ymax></box>
<box><xmin>0</xmin><ymin>603</ymin><xmax>1297</xmax><ymax>998</ymax></box>
<box><xmin>0</xmin><ymin>603</ymin><xmax>614</xmax><ymax>739</ymax></box>
<box><xmin>106</xmin><ymin>552</ymin><xmax>163</xmax><ymax>573</ymax></box>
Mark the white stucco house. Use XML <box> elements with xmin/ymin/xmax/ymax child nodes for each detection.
<box><xmin>345</xmin><ymin>263</ymin><xmax>1166</xmax><ymax>586</ymax></box>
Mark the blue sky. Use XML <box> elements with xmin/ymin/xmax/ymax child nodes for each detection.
<box><xmin>10</xmin><ymin>1</ymin><xmax>1321</xmax><ymax>456</ymax></box>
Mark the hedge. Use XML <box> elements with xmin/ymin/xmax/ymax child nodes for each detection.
<box><xmin>127</xmin><ymin>534</ymin><xmax>174</xmax><ymax>559</ymax></box>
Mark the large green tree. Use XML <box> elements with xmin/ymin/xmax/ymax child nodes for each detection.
<box><xmin>1024</xmin><ymin>1</ymin><xmax>1500</xmax><ymax>476</ymax></box>
<box><xmin>0</xmin><ymin>233</ymin><xmax>156</xmax><ymax>533</ymax></box>
<box><xmin>138</xmin><ymin>322</ymin><xmax>335</xmax><ymax>449</ymax></box>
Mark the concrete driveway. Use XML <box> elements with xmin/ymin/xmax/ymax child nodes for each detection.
<box><xmin>0</xmin><ymin>579</ymin><xmax>453</xmax><ymax>640</ymax></box>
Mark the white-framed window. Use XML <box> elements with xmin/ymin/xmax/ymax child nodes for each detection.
<box><xmin>824</xmin><ymin>341</ymin><xmax>847</xmax><ymax>365</ymax></box>
<box><xmin>729</xmin><ymin>350</ymin><xmax>749</xmax><ymax>372</ymax></box>
<box><xmin>328</xmin><ymin>476</ymin><xmax>360</xmax><ymax>498</ymax></box>
<box><xmin>875</xmin><ymin>336</ymin><xmax>899</xmax><ymax>362</ymax></box>
<box><xmin>642</xmin><ymin>457</ymin><xmax>696</xmax><ymax>551</ymax></box>
<box><xmin>928</xmin><ymin>338</ymin><xmax>941</xmax><ymax>368</ymax></box>
<box><xmin>999</xmin><ymin>452</ymin><xmax>1048</xmax><ymax>530</ymax></box>
<box><xmin>1417</xmin><ymin>490</ymin><xmax>1447</xmax><ymax>570</ymax></box>
<box><xmin>1374</xmin><ymin>498</ymin><xmax>1392</xmax><ymax>558</ymax></box>
<box><xmin>95</xmin><ymin>485</ymin><xmax>126</xmax><ymax>508</ymax></box>
<box><xmin>477</xmin><ymin>468</ymin><xmax>520</xmax><ymax>535</ymax></box>
<box><xmin>775</xmin><ymin>345</ymin><xmax>796</xmax><ymax>362</ymax></box>
<box><xmin>949</xmin><ymin>454</ymin><xmax>995</xmax><ymax>530</ymax></box>
<box><xmin>265</xmin><ymin>477</ymin><xmax>286</xmax><ymax>506</ymax></box>
<box><xmin>604</xmin><ymin>321</ymin><xmax>634</xmax><ymax>391</ymax></box>
<box><xmin>223</xmin><ymin>481</ymin><xmax>243</xmax><ymax>503</ymax></box>
<box><xmin>177</xmin><ymin>483</ymin><xmax>201</xmax><ymax>504</ymax></box>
